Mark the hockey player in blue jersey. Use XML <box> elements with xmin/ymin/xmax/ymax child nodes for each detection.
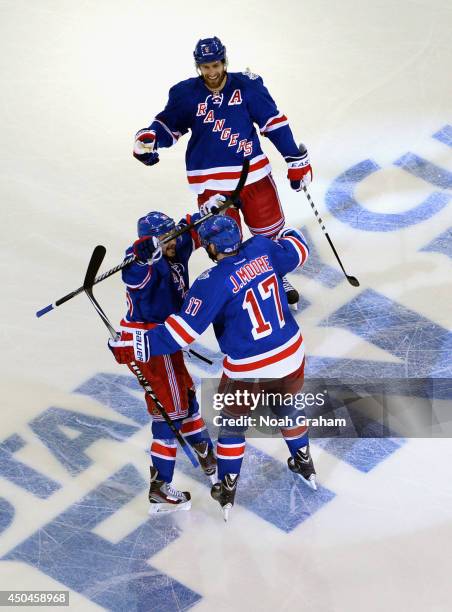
<box><xmin>121</xmin><ymin>215</ymin><xmax>317</xmax><ymax>520</ymax></box>
<box><xmin>133</xmin><ymin>36</ymin><xmax>313</xmax><ymax>308</ymax></box>
<box><xmin>108</xmin><ymin>211</ymin><xmax>217</xmax><ymax>514</ymax></box>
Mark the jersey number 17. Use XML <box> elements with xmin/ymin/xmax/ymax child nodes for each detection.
<box><xmin>242</xmin><ymin>273</ymin><xmax>286</xmax><ymax>340</ymax></box>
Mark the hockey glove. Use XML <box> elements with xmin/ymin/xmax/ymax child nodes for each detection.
<box><xmin>285</xmin><ymin>145</ymin><xmax>312</xmax><ymax>191</ymax></box>
<box><xmin>199</xmin><ymin>194</ymin><xmax>227</xmax><ymax>217</ymax></box>
<box><xmin>133</xmin><ymin>235</ymin><xmax>162</xmax><ymax>264</ymax></box>
<box><xmin>108</xmin><ymin>337</ymin><xmax>135</xmax><ymax>364</ymax></box>
<box><xmin>133</xmin><ymin>129</ymin><xmax>160</xmax><ymax>166</ymax></box>
<box><xmin>277</xmin><ymin>227</ymin><xmax>308</xmax><ymax>243</ymax></box>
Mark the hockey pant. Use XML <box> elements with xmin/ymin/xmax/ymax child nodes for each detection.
<box><xmin>124</xmin><ymin>346</ymin><xmax>193</xmax><ymax>420</ymax></box>
<box><xmin>197</xmin><ymin>173</ymin><xmax>285</xmax><ymax>239</ymax></box>
<box><xmin>215</xmin><ymin>359</ymin><xmax>308</xmax><ymax>481</ymax></box>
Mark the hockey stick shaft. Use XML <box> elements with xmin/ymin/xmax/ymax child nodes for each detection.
<box><xmin>302</xmin><ymin>185</ymin><xmax>359</xmax><ymax>287</ymax></box>
<box><xmin>188</xmin><ymin>349</ymin><xmax>213</xmax><ymax>365</ymax></box>
<box><xmin>82</xmin><ymin>248</ymin><xmax>199</xmax><ymax>467</ymax></box>
<box><xmin>297</xmin><ymin>144</ymin><xmax>359</xmax><ymax>287</ymax></box>
<box><xmin>36</xmin><ymin>159</ymin><xmax>250</xmax><ymax>318</ymax></box>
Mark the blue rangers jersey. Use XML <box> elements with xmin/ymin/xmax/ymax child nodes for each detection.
<box><xmin>147</xmin><ymin>71</ymin><xmax>301</xmax><ymax>194</ymax></box>
<box><xmin>142</xmin><ymin>230</ymin><xmax>309</xmax><ymax>378</ymax></box>
<box><xmin>120</xmin><ymin>220</ymin><xmax>199</xmax><ymax>330</ymax></box>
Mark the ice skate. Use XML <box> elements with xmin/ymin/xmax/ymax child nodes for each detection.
<box><xmin>192</xmin><ymin>441</ymin><xmax>217</xmax><ymax>484</ymax></box>
<box><xmin>288</xmin><ymin>445</ymin><xmax>317</xmax><ymax>490</ymax></box>
<box><xmin>148</xmin><ymin>466</ymin><xmax>191</xmax><ymax>514</ymax></box>
<box><xmin>211</xmin><ymin>473</ymin><xmax>239</xmax><ymax>522</ymax></box>
<box><xmin>282</xmin><ymin>276</ymin><xmax>299</xmax><ymax>310</ymax></box>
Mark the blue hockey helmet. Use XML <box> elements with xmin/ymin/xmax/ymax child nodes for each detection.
<box><xmin>198</xmin><ymin>215</ymin><xmax>241</xmax><ymax>254</ymax></box>
<box><xmin>137</xmin><ymin>211</ymin><xmax>175</xmax><ymax>238</ymax></box>
<box><xmin>193</xmin><ymin>36</ymin><xmax>226</xmax><ymax>65</ymax></box>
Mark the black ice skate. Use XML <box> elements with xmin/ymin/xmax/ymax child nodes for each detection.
<box><xmin>211</xmin><ymin>473</ymin><xmax>239</xmax><ymax>522</ymax></box>
<box><xmin>282</xmin><ymin>276</ymin><xmax>299</xmax><ymax>310</ymax></box>
<box><xmin>148</xmin><ymin>466</ymin><xmax>191</xmax><ymax>514</ymax></box>
<box><xmin>192</xmin><ymin>441</ymin><xmax>217</xmax><ymax>484</ymax></box>
<box><xmin>288</xmin><ymin>445</ymin><xmax>317</xmax><ymax>490</ymax></box>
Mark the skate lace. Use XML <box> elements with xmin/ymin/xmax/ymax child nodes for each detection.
<box><xmin>164</xmin><ymin>483</ymin><xmax>186</xmax><ymax>500</ymax></box>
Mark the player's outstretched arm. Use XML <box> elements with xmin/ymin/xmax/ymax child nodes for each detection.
<box><xmin>133</xmin><ymin>82</ymin><xmax>190</xmax><ymax>166</ymax></box>
<box><xmin>125</xmin><ymin>273</ymin><xmax>228</xmax><ymax>362</ymax></box>
<box><xmin>270</xmin><ymin>228</ymin><xmax>310</xmax><ymax>276</ymax></box>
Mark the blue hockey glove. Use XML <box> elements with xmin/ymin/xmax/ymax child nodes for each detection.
<box><xmin>133</xmin><ymin>129</ymin><xmax>160</xmax><ymax>166</ymax></box>
<box><xmin>133</xmin><ymin>235</ymin><xmax>162</xmax><ymax>264</ymax></box>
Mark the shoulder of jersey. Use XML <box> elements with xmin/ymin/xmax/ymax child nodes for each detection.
<box><xmin>195</xmin><ymin>262</ymin><xmax>234</xmax><ymax>288</ymax></box>
<box><xmin>229</xmin><ymin>70</ymin><xmax>264</xmax><ymax>88</ymax></box>
<box><xmin>243</xmin><ymin>234</ymin><xmax>271</xmax><ymax>250</ymax></box>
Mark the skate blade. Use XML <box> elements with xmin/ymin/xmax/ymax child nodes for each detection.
<box><xmin>148</xmin><ymin>500</ymin><xmax>191</xmax><ymax>515</ymax></box>
<box><xmin>209</xmin><ymin>473</ymin><xmax>218</xmax><ymax>485</ymax></box>
<box><xmin>299</xmin><ymin>474</ymin><xmax>317</xmax><ymax>491</ymax></box>
<box><xmin>289</xmin><ymin>302</ymin><xmax>298</xmax><ymax>311</ymax></box>
<box><xmin>222</xmin><ymin>503</ymin><xmax>232</xmax><ymax>522</ymax></box>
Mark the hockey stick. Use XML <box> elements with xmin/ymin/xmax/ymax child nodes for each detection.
<box><xmin>82</xmin><ymin>246</ymin><xmax>199</xmax><ymax>468</ymax></box>
<box><xmin>187</xmin><ymin>349</ymin><xmax>213</xmax><ymax>366</ymax></box>
<box><xmin>36</xmin><ymin>159</ymin><xmax>250</xmax><ymax>318</ymax></box>
<box><xmin>298</xmin><ymin>146</ymin><xmax>360</xmax><ymax>287</ymax></box>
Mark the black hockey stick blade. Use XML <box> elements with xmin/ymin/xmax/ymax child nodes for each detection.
<box><xmin>82</xmin><ymin>246</ymin><xmax>118</xmax><ymax>339</ymax></box>
<box><xmin>346</xmin><ymin>275</ymin><xmax>360</xmax><ymax>287</ymax></box>
<box><xmin>83</xmin><ymin>245</ymin><xmax>107</xmax><ymax>290</ymax></box>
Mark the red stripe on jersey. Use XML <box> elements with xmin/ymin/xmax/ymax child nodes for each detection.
<box><xmin>151</xmin><ymin>442</ymin><xmax>177</xmax><ymax>458</ymax></box>
<box><xmin>217</xmin><ymin>444</ymin><xmax>245</xmax><ymax>457</ymax></box>
<box><xmin>120</xmin><ymin>319</ymin><xmax>158</xmax><ymax>330</ymax></box>
<box><xmin>224</xmin><ymin>334</ymin><xmax>303</xmax><ymax>372</ymax></box>
<box><xmin>282</xmin><ymin>235</ymin><xmax>308</xmax><ymax>265</ymax></box>
<box><xmin>265</xmin><ymin>114</ymin><xmax>287</xmax><ymax>129</ymax></box>
<box><xmin>187</xmin><ymin>157</ymin><xmax>269</xmax><ymax>184</ymax></box>
<box><xmin>166</xmin><ymin>316</ymin><xmax>195</xmax><ymax>344</ymax></box>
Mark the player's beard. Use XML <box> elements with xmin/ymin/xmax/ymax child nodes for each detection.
<box><xmin>204</xmin><ymin>69</ymin><xmax>227</xmax><ymax>91</ymax></box>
